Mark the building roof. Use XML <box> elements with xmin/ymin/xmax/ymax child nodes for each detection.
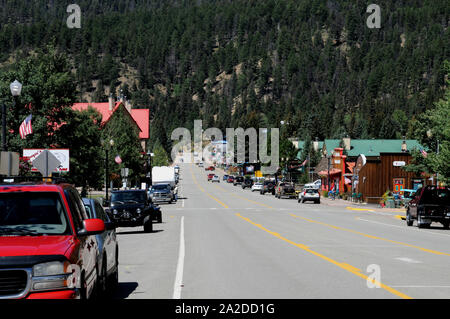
<box><xmin>72</xmin><ymin>102</ymin><xmax>149</xmax><ymax>139</ymax></box>
<box><xmin>345</xmin><ymin>139</ymin><xmax>423</xmax><ymax>157</ymax></box>
<box><xmin>324</xmin><ymin>139</ymin><xmax>341</xmax><ymax>156</ymax></box>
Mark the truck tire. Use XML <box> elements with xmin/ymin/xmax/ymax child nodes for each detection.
<box><xmin>442</xmin><ymin>221</ymin><xmax>450</xmax><ymax>229</ymax></box>
<box><xmin>406</xmin><ymin>210</ymin><xmax>413</xmax><ymax>227</ymax></box>
<box><xmin>143</xmin><ymin>220</ymin><xmax>153</xmax><ymax>233</ymax></box>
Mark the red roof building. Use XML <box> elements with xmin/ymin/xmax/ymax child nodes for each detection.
<box><xmin>72</xmin><ymin>96</ymin><xmax>149</xmax><ymax>151</ymax></box>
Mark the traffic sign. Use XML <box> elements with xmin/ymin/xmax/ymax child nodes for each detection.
<box><xmin>32</xmin><ymin>150</ymin><xmax>61</xmax><ymax>177</ymax></box>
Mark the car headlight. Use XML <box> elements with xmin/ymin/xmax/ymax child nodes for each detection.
<box><xmin>113</xmin><ymin>209</ymin><xmax>119</xmax><ymax>214</ymax></box>
<box><xmin>136</xmin><ymin>208</ymin><xmax>142</xmax><ymax>214</ymax></box>
<box><xmin>32</xmin><ymin>261</ymin><xmax>72</xmax><ymax>291</ymax></box>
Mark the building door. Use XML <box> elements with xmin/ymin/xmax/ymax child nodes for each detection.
<box><xmin>393</xmin><ymin>178</ymin><xmax>405</xmax><ymax>194</ymax></box>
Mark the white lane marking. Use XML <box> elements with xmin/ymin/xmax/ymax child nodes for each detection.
<box><xmin>395</xmin><ymin>257</ymin><xmax>422</xmax><ymax>264</ymax></box>
<box><xmin>173</xmin><ymin>216</ymin><xmax>185</xmax><ymax>299</ymax></box>
<box><xmin>356</xmin><ymin>218</ymin><xmax>450</xmax><ymax>238</ymax></box>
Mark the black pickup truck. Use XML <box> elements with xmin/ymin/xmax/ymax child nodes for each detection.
<box><xmin>107</xmin><ymin>190</ymin><xmax>162</xmax><ymax>232</ymax></box>
<box><xmin>406</xmin><ymin>186</ymin><xmax>450</xmax><ymax>229</ymax></box>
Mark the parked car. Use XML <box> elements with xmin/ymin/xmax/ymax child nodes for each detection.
<box><xmin>205</xmin><ymin>166</ymin><xmax>215</xmax><ymax>171</ymax></box>
<box><xmin>406</xmin><ymin>186</ymin><xmax>450</xmax><ymax>229</ymax></box>
<box><xmin>198</xmin><ymin>162</ymin><xmax>204</xmax><ymax>168</ymax></box>
<box><xmin>251</xmin><ymin>182</ymin><xmax>264</xmax><ymax>192</ymax></box>
<box><xmin>148</xmin><ymin>184</ymin><xmax>175</xmax><ymax>204</ymax></box>
<box><xmin>109</xmin><ymin>190</ymin><xmax>161</xmax><ymax>232</ymax></box>
<box><xmin>304</xmin><ymin>179</ymin><xmax>322</xmax><ymax>189</ymax></box>
<box><xmin>233</xmin><ymin>176</ymin><xmax>244</xmax><ymax>186</ymax></box>
<box><xmin>207</xmin><ymin>173</ymin><xmax>215</xmax><ymax>181</ymax></box>
<box><xmin>227</xmin><ymin>176</ymin><xmax>235</xmax><ymax>183</ymax></box>
<box><xmin>260</xmin><ymin>180</ymin><xmax>275</xmax><ymax>195</ymax></box>
<box><xmin>298</xmin><ymin>188</ymin><xmax>321</xmax><ymax>204</ymax></box>
<box><xmin>241</xmin><ymin>178</ymin><xmax>254</xmax><ymax>189</ymax></box>
<box><xmin>275</xmin><ymin>182</ymin><xmax>296</xmax><ymax>199</ymax></box>
<box><xmin>83</xmin><ymin>198</ymin><xmax>118</xmax><ymax>295</ymax></box>
<box><xmin>0</xmin><ymin>182</ymin><xmax>105</xmax><ymax>299</ymax></box>
<box><xmin>211</xmin><ymin>175</ymin><xmax>220</xmax><ymax>183</ymax></box>
<box><xmin>223</xmin><ymin>175</ymin><xmax>229</xmax><ymax>181</ymax></box>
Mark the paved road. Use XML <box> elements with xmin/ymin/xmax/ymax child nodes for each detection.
<box><xmin>114</xmin><ymin>163</ymin><xmax>450</xmax><ymax>299</ymax></box>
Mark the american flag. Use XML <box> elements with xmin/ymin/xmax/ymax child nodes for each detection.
<box><xmin>19</xmin><ymin>115</ymin><xmax>33</xmax><ymax>139</ymax></box>
<box><xmin>420</xmin><ymin>149</ymin><xmax>428</xmax><ymax>158</ymax></box>
<box><xmin>115</xmin><ymin>155</ymin><xmax>122</xmax><ymax>164</ymax></box>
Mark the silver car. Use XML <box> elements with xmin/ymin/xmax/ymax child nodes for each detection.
<box><xmin>298</xmin><ymin>188</ymin><xmax>320</xmax><ymax>204</ymax></box>
<box><xmin>211</xmin><ymin>175</ymin><xmax>220</xmax><ymax>183</ymax></box>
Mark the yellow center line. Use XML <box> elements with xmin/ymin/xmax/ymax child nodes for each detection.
<box><xmin>236</xmin><ymin>213</ymin><xmax>412</xmax><ymax>299</ymax></box>
<box><xmin>290</xmin><ymin>214</ymin><xmax>450</xmax><ymax>256</ymax></box>
<box><xmin>190</xmin><ymin>166</ymin><xmax>229</xmax><ymax>209</ymax></box>
<box><xmin>346</xmin><ymin>207</ymin><xmax>375</xmax><ymax>212</ymax></box>
<box><xmin>213</xmin><ymin>184</ymin><xmax>274</xmax><ymax>209</ymax></box>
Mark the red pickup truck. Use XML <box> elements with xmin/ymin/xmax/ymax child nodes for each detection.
<box><xmin>0</xmin><ymin>182</ymin><xmax>105</xmax><ymax>299</ymax></box>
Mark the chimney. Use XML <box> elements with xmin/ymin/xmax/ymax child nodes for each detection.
<box><xmin>342</xmin><ymin>136</ymin><xmax>351</xmax><ymax>151</ymax></box>
<box><xmin>313</xmin><ymin>137</ymin><xmax>319</xmax><ymax>152</ymax></box>
<box><xmin>401</xmin><ymin>136</ymin><xmax>407</xmax><ymax>152</ymax></box>
<box><xmin>108</xmin><ymin>94</ymin><xmax>114</xmax><ymax>111</ymax></box>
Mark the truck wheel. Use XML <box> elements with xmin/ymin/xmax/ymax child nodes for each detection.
<box><xmin>143</xmin><ymin>220</ymin><xmax>153</xmax><ymax>233</ymax></box>
<box><xmin>442</xmin><ymin>221</ymin><xmax>450</xmax><ymax>229</ymax></box>
<box><xmin>406</xmin><ymin>210</ymin><xmax>413</xmax><ymax>227</ymax></box>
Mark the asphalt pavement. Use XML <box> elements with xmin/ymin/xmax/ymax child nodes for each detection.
<box><xmin>113</xmin><ymin>163</ymin><xmax>450</xmax><ymax>299</ymax></box>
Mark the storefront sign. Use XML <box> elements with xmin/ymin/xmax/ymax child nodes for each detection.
<box><xmin>393</xmin><ymin>161</ymin><xmax>406</xmax><ymax>167</ymax></box>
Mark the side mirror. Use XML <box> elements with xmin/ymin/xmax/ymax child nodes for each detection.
<box><xmin>78</xmin><ymin>219</ymin><xmax>105</xmax><ymax>236</ymax></box>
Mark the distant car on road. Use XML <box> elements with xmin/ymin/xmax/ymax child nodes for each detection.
<box><xmin>227</xmin><ymin>176</ymin><xmax>235</xmax><ymax>183</ymax></box>
<box><xmin>207</xmin><ymin>173</ymin><xmax>215</xmax><ymax>181</ymax></box>
<box><xmin>109</xmin><ymin>190</ymin><xmax>161</xmax><ymax>232</ymax></box>
<box><xmin>304</xmin><ymin>179</ymin><xmax>322</xmax><ymax>189</ymax></box>
<box><xmin>148</xmin><ymin>184</ymin><xmax>175</xmax><ymax>204</ymax></box>
<box><xmin>83</xmin><ymin>198</ymin><xmax>119</xmax><ymax>295</ymax></box>
<box><xmin>241</xmin><ymin>178</ymin><xmax>254</xmax><ymax>189</ymax></box>
<box><xmin>406</xmin><ymin>186</ymin><xmax>450</xmax><ymax>229</ymax></box>
<box><xmin>223</xmin><ymin>174</ymin><xmax>229</xmax><ymax>181</ymax></box>
<box><xmin>298</xmin><ymin>188</ymin><xmax>321</xmax><ymax>204</ymax></box>
<box><xmin>251</xmin><ymin>182</ymin><xmax>264</xmax><ymax>192</ymax></box>
<box><xmin>211</xmin><ymin>175</ymin><xmax>220</xmax><ymax>183</ymax></box>
<box><xmin>233</xmin><ymin>176</ymin><xmax>244</xmax><ymax>186</ymax></box>
<box><xmin>275</xmin><ymin>182</ymin><xmax>296</xmax><ymax>199</ymax></box>
<box><xmin>205</xmin><ymin>166</ymin><xmax>215</xmax><ymax>171</ymax></box>
<box><xmin>260</xmin><ymin>180</ymin><xmax>275</xmax><ymax>195</ymax></box>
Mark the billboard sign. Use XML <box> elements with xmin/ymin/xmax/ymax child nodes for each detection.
<box><xmin>23</xmin><ymin>149</ymin><xmax>70</xmax><ymax>172</ymax></box>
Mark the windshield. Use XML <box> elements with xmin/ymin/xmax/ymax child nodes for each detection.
<box><xmin>420</xmin><ymin>187</ymin><xmax>450</xmax><ymax>205</ymax></box>
<box><xmin>0</xmin><ymin>192</ymin><xmax>71</xmax><ymax>236</ymax></box>
<box><xmin>111</xmin><ymin>191</ymin><xmax>147</xmax><ymax>203</ymax></box>
<box><xmin>151</xmin><ymin>185</ymin><xmax>170</xmax><ymax>191</ymax></box>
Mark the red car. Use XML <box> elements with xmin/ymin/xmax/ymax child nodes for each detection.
<box><xmin>207</xmin><ymin>173</ymin><xmax>215</xmax><ymax>181</ymax></box>
<box><xmin>227</xmin><ymin>176</ymin><xmax>235</xmax><ymax>183</ymax></box>
<box><xmin>205</xmin><ymin>166</ymin><xmax>215</xmax><ymax>171</ymax></box>
<box><xmin>0</xmin><ymin>182</ymin><xmax>105</xmax><ymax>299</ymax></box>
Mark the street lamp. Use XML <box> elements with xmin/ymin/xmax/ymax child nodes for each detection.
<box><xmin>4</xmin><ymin>80</ymin><xmax>22</xmax><ymax>151</ymax></box>
<box><xmin>103</xmin><ymin>139</ymin><xmax>114</xmax><ymax>202</ymax></box>
<box><xmin>146</xmin><ymin>151</ymin><xmax>154</xmax><ymax>188</ymax></box>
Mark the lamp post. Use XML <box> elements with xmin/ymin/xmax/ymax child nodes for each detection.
<box><xmin>146</xmin><ymin>151</ymin><xmax>154</xmax><ymax>189</ymax></box>
<box><xmin>104</xmin><ymin>139</ymin><xmax>114</xmax><ymax>202</ymax></box>
<box><xmin>6</xmin><ymin>80</ymin><xmax>22</xmax><ymax>151</ymax></box>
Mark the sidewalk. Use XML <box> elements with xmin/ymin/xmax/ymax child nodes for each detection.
<box><xmin>321</xmin><ymin>197</ymin><xmax>406</xmax><ymax>214</ymax></box>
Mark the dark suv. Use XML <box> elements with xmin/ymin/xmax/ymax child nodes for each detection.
<box><xmin>406</xmin><ymin>186</ymin><xmax>450</xmax><ymax>229</ymax></box>
<box><xmin>0</xmin><ymin>182</ymin><xmax>105</xmax><ymax>299</ymax></box>
<box><xmin>241</xmin><ymin>178</ymin><xmax>254</xmax><ymax>189</ymax></box>
<box><xmin>108</xmin><ymin>190</ymin><xmax>161</xmax><ymax>232</ymax></box>
<box><xmin>260</xmin><ymin>180</ymin><xmax>275</xmax><ymax>195</ymax></box>
<box><xmin>233</xmin><ymin>176</ymin><xmax>244</xmax><ymax>186</ymax></box>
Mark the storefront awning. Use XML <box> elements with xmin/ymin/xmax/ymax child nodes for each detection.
<box><xmin>318</xmin><ymin>168</ymin><xmax>342</xmax><ymax>176</ymax></box>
